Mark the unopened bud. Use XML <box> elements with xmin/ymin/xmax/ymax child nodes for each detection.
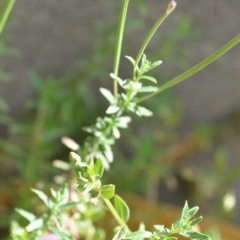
<box><xmin>69</xmin><ymin>151</ymin><xmax>81</xmax><ymax>163</ymax></box>
<box><xmin>61</xmin><ymin>136</ymin><xmax>80</xmax><ymax>151</ymax></box>
<box><xmin>166</xmin><ymin>0</ymin><xmax>177</xmax><ymax>15</ymax></box>
<box><xmin>90</xmin><ymin>197</ymin><xmax>99</xmax><ymax>206</ymax></box>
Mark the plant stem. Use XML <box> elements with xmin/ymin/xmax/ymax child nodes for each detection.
<box><xmin>133</xmin><ymin>1</ymin><xmax>176</xmax><ymax>79</ymax></box>
<box><xmin>103</xmin><ymin>198</ymin><xmax>125</xmax><ymax>226</ymax></box>
<box><xmin>137</xmin><ymin>34</ymin><xmax>240</xmax><ymax>103</ymax></box>
<box><xmin>0</xmin><ymin>0</ymin><xmax>15</xmax><ymax>35</ymax></box>
<box><xmin>113</xmin><ymin>0</ymin><xmax>129</xmax><ymax>101</ymax></box>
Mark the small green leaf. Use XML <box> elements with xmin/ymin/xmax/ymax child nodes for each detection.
<box><xmin>113</xmin><ymin>225</ymin><xmax>128</xmax><ymax>240</ymax></box>
<box><xmin>95</xmin><ymin>152</ymin><xmax>110</xmax><ymax>170</ymax></box>
<box><xmin>106</xmin><ymin>105</ymin><xmax>120</xmax><ymax>114</ymax></box>
<box><xmin>180</xmin><ymin>204</ymin><xmax>199</xmax><ymax>223</ymax></box>
<box><xmin>100</xmin><ymin>184</ymin><xmax>115</xmax><ymax>199</ymax></box>
<box><xmin>140</xmin><ymin>54</ymin><xmax>147</xmax><ymax>68</ymax></box>
<box><xmin>100</xmin><ymin>88</ymin><xmax>115</xmax><ymax>104</ymax></box>
<box><xmin>82</xmin><ymin>182</ymin><xmax>95</xmax><ymax>193</ymax></box>
<box><xmin>31</xmin><ymin>188</ymin><xmax>52</xmax><ymax>209</ymax></box>
<box><xmin>180</xmin><ymin>231</ymin><xmax>211</xmax><ymax>240</ymax></box>
<box><xmin>116</xmin><ymin>116</ymin><xmax>131</xmax><ymax>128</ymax></box>
<box><xmin>50</xmin><ymin>188</ymin><xmax>57</xmax><ymax>198</ymax></box>
<box><xmin>114</xmin><ymin>195</ymin><xmax>130</xmax><ymax>223</ymax></box>
<box><xmin>110</xmin><ymin>73</ymin><xmax>124</xmax><ymax>86</ymax></box>
<box><xmin>103</xmin><ymin>146</ymin><xmax>114</xmax><ymax>163</ymax></box>
<box><xmin>125</xmin><ymin>55</ymin><xmax>136</xmax><ymax>66</ymax></box>
<box><xmin>171</xmin><ymin>218</ymin><xmax>181</xmax><ymax>230</ymax></box>
<box><xmin>138</xmin><ymin>86</ymin><xmax>158</xmax><ymax>93</ymax></box>
<box><xmin>123</xmin><ymin>230</ymin><xmax>152</xmax><ymax>239</ymax></box>
<box><xmin>58</xmin><ymin>201</ymin><xmax>82</xmax><ymax>211</ymax></box>
<box><xmin>136</xmin><ymin>106</ymin><xmax>153</xmax><ymax>117</ymax></box>
<box><xmin>188</xmin><ymin>216</ymin><xmax>203</xmax><ymax>227</ymax></box>
<box><xmin>154</xmin><ymin>225</ymin><xmax>170</xmax><ymax>234</ymax></box>
<box><xmin>26</xmin><ymin>218</ymin><xmax>43</xmax><ymax>232</ymax></box>
<box><xmin>148</xmin><ymin>60</ymin><xmax>162</xmax><ymax>70</ymax></box>
<box><xmin>15</xmin><ymin>208</ymin><xmax>36</xmax><ymax>222</ymax></box>
<box><xmin>93</xmin><ymin>158</ymin><xmax>104</xmax><ymax>179</ymax></box>
<box><xmin>140</xmin><ymin>75</ymin><xmax>157</xmax><ymax>83</ymax></box>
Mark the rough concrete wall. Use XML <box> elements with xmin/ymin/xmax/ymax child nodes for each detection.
<box><xmin>1</xmin><ymin>0</ymin><xmax>240</xmax><ymax>123</ymax></box>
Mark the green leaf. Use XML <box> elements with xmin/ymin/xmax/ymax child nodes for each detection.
<box><xmin>180</xmin><ymin>231</ymin><xmax>211</xmax><ymax>240</ymax></box>
<box><xmin>188</xmin><ymin>216</ymin><xmax>203</xmax><ymax>227</ymax></box>
<box><xmin>100</xmin><ymin>88</ymin><xmax>115</xmax><ymax>104</ymax></box>
<box><xmin>125</xmin><ymin>55</ymin><xmax>136</xmax><ymax>66</ymax></box>
<box><xmin>123</xmin><ymin>230</ymin><xmax>152</xmax><ymax>239</ymax></box>
<box><xmin>140</xmin><ymin>54</ymin><xmax>147</xmax><ymax>68</ymax></box>
<box><xmin>154</xmin><ymin>225</ymin><xmax>170</xmax><ymax>234</ymax></box>
<box><xmin>188</xmin><ymin>206</ymin><xmax>199</xmax><ymax>218</ymax></box>
<box><xmin>116</xmin><ymin>116</ymin><xmax>131</xmax><ymax>128</ymax></box>
<box><xmin>114</xmin><ymin>195</ymin><xmax>130</xmax><ymax>223</ymax></box>
<box><xmin>180</xmin><ymin>202</ymin><xmax>199</xmax><ymax>222</ymax></box>
<box><xmin>149</xmin><ymin>60</ymin><xmax>162</xmax><ymax>70</ymax></box>
<box><xmin>26</xmin><ymin>218</ymin><xmax>43</xmax><ymax>232</ymax></box>
<box><xmin>15</xmin><ymin>208</ymin><xmax>36</xmax><ymax>222</ymax></box>
<box><xmin>93</xmin><ymin>158</ymin><xmax>104</xmax><ymax>179</ymax></box>
<box><xmin>171</xmin><ymin>218</ymin><xmax>181</xmax><ymax>230</ymax></box>
<box><xmin>58</xmin><ymin>201</ymin><xmax>82</xmax><ymax>211</ymax></box>
<box><xmin>95</xmin><ymin>152</ymin><xmax>110</xmax><ymax>170</ymax></box>
<box><xmin>106</xmin><ymin>105</ymin><xmax>120</xmax><ymax>114</ymax></box>
<box><xmin>110</xmin><ymin>73</ymin><xmax>124</xmax><ymax>86</ymax></box>
<box><xmin>31</xmin><ymin>188</ymin><xmax>53</xmax><ymax>209</ymax></box>
<box><xmin>50</xmin><ymin>188</ymin><xmax>57</xmax><ymax>198</ymax></box>
<box><xmin>136</xmin><ymin>106</ymin><xmax>153</xmax><ymax>117</ymax></box>
<box><xmin>137</xmin><ymin>86</ymin><xmax>158</xmax><ymax>93</ymax></box>
<box><xmin>113</xmin><ymin>225</ymin><xmax>128</xmax><ymax>240</ymax></box>
<box><xmin>103</xmin><ymin>145</ymin><xmax>114</xmax><ymax>163</ymax></box>
<box><xmin>100</xmin><ymin>184</ymin><xmax>115</xmax><ymax>199</ymax></box>
<box><xmin>140</xmin><ymin>75</ymin><xmax>157</xmax><ymax>83</ymax></box>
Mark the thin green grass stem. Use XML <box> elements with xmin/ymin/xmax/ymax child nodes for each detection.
<box><xmin>133</xmin><ymin>2</ymin><xmax>176</xmax><ymax>79</ymax></box>
<box><xmin>137</xmin><ymin>34</ymin><xmax>240</xmax><ymax>103</ymax></box>
<box><xmin>113</xmin><ymin>0</ymin><xmax>129</xmax><ymax>101</ymax></box>
<box><xmin>0</xmin><ymin>0</ymin><xmax>15</xmax><ymax>35</ymax></box>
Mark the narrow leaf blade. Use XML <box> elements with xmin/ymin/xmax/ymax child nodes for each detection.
<box><xmin>114</xmin><ymin>195</ymin><xmax>130</xmax><ymax>223</ymax></box>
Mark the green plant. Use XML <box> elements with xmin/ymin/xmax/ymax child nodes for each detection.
<box><xmin>2</xmin><ymin>0</ymin><xmax>240</xmax><ymax>239</ymax></box>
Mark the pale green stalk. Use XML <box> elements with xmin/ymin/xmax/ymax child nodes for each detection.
<box><xmin>137</xmin><ymin>34</ymin><xmax>240</xmax><ymax>103</ymax></box>
<box><xmin>0</xmin><ymin>0</ymin><xmax>15</xmax><ymax>35</ymax></box>
<box><xmin>133</xmin><ymin>1</ymin><xmax>176</xmax><ymax>79</ymax></box>
<box><xmin>113</xmin><ymin>0</ymin><xmax>129</xmax><ymax>100</ymax></box>
<box><xmin>103</xmin><ymin>198</ymin><xmax>125</xmax><ymax>226</ymax></box>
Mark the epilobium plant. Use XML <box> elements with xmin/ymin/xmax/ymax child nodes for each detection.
<box><xmin>2</xmin><ymin>0</ymin><xmax>239</xmax><ymax>239</ymax></box>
